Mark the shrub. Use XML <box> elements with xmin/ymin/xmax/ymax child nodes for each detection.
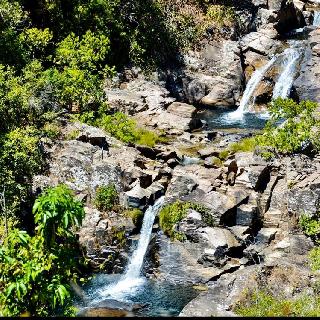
<box><xmin>78</xmin><ymin>109</ymin><xmax>164</xmax><ymax>147</ymax></box>
<box><xmin>94</xmin><ymin>184</ymin><xmax>119</xmax><ymax>211</ymax></box>
<box><xmin>229</xmin><ymin>137</ymin><xmax>257</xmax><ymax>153</ymax></box>
<box><xmin>124</xmin><ymin>208</ymin><xmax>144</xmax><ymax>228</ymax></box>
<box><xmin>218</xmin><ymin>149</ymin><xmax>230</xmax><ymax>161</ymax></box>
<box><xmin>159</xmin><ymin>200</ymin><xmax>208</xmax><ymax>240</ymax></box>
<box><xmin>299</xmin><ymin>212</ymin><xmax>320</xmax><ymax>244</ymax></box>
<box><xmin>309</xmin><ymin>247</ymin><xmax>320</xmax><ymax>271</ymax></box>
<box><xmin>256</xmin><ymin>98</ymin><xmax>320</xmax><ymax>155</ymax></box>
<box><xmin>206</xmin><ymin>5</ymin><xmax>236</xmax><ymax>27</ymax></box>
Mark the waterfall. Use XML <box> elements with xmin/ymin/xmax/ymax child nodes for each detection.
<box><xmin>227</xmin><ymin>56</ymin><xmax>277</xmax><ymax>120</ymax></box>
<box><xmin>272</xmin><ymin>47</ymin><xmax>301</xmax><ymax>99</ymax></box>
<box><xmin>94</xmin><ymin>196</ymin><xmax>165</xmax><ymax>301</ymax></box>
<box><xmin>314</xmin><ymin>11</ymin><xmax>320</xmax><ymax>26</ymax></box>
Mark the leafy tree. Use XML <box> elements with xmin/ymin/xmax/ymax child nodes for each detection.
<box><xmin>0</xmin><ymin>127</ymin><xmax>44</xmax><ymax>217</ymax></box>
<box><xmin>19</xmin><ymin>27</ymin><xmax>53</xmax><ymax>60</ymax></box>
<box><xmin>256</xmin><ymin>98</ymin><xmax>320</xmax><ymax>155</ymax></box>
<box><xmin>0</xmin><ymin>185</ymin><xmax>85</xmax><ymax>316</ymax></box>
<box><xmin>55</xmin><ymin>30</ymin><xmax>111</xmax><ymax>72</ymax></box>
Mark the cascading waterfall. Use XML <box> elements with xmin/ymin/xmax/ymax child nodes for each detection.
<box><xmin>272</xmin><ymin>46</ymin><xmax>301</xmax><ymax>99</ymax></box>
<box><xmin>313</xmin><ymin>11</ymin><xmax>320</xmax><ymax>26</ymax></box>
<box><xmin>227</xmin><ymin>56</ymin><xmax>277</xmax><ymax>120</ymax></box>
<box><xmin>92</xmin><ymin>196</ymin><xmax>165</xmax><ymax>303</ymax></box>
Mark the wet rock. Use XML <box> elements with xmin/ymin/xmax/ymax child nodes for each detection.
<box><xmin>124</xmin><ymin>184</ymin><xmax>148</xmax><ymax>208</ymax></box>
<box><xmin>165</xmin><ymin>175</ymin><xmax>198</xmax><ymax>203</ymax></box>
<box><xmin>154</xmin><ymin>233</ymin><xmax>225</xmax><ymax>284</ymax></box>
<box><xmin>173</xmin><ymin>40</ymin><xmax>243</xmax><ymax>108</ymax></box>
<box><xmin>79</xmin><ymin>307</ymin><xmax>132</xmax><ymax>317</ymax></box>
<box><xmin>179</xmin><ymin>266</ymin><xmax>259</xmax><ymax>317</ymax></box>
<box><xmin>178</xmin><ymin>210</ymin><xmax>207</xmax><ymax>242</ymax></box>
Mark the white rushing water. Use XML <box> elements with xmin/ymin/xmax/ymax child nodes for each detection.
<box><xmin>93</xmin><ymin>196</ymin><xmax>165</xmax><ymax>302</ymax></box>
<box><xmin>272</xmin><ymin>46</ymin><xmax>301</xmax><ymax>99</ymax></box>
<box><xmin>226</xmin><ymin>55</ymin><xmax>277</xmax><ymax>120</ymax></box>
<box><xmin>314</xmin><ymin>11</ymin><xmax>320</xmax><ymax>26</ymax></box>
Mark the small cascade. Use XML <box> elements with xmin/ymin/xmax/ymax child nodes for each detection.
<box><xmin>314</xmin><ymin>11</ymin><xmax>320</xmax><ymax>26</ymax></box>
<box><xmin>272</xmin><ymin>46</ymin><xmax>301</xmax><ymax>99</ymax></box>
<box><xmin>92</xmin><ymin>197</ymin><xmax>165</xmax><ymax>302</ymax></box>
<box><xmin>227</xmin><ymin>56</ymin><xmax>277</xmax><ymax>120</ymax></box>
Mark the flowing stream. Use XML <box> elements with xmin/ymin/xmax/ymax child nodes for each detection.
<box><xmin>272</xmin><ymin>46</ymin><xmax>301</xmax><ymax>99</ymax></box>
<box><xmin>226</xmin><ymin>56</ymin><xmax>277</xmax><ymax>120</ymax></box>
<box><xmin>314</xmin><ymin>11</ymin><xmax>320</xmax><ymax>26</ymax></box>
<box><xmin>91</xmin><ymin>197</ymin><xmax>165</xmax><ymax>303</ymax></box>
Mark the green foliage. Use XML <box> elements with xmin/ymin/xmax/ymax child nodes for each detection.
<box><xmin>235</xmin><ymin>290</ymin><xmax>320</xmax><ymax>317</ymax></box>
<box><xmin>159</xmin><ymin>200</ymin><xmax>208</xmax><ymax>241</ymax></box>
<box><xmin>79</xmin><ymin>109</ymin><xmax>164</xmax><ymax>147</ymax></box>
<box><xmin>299</xmin><ymin>213</ymin><xmax>320</xmax><ymax>244</ymax></box>
<box><xmin>66</xmin><ymin>129</ymin><xmax>80</xmax><ymax>140</ymax></box>
<box><xmin>0</xmin><ymin>185</ymin><xmax>86</xmax><ymax>316</ymax></box>
<box><xmin>217</xmin><ymin>137</ymin><xmax>257</xmax><ymax>162</ymax></box>
<box><xmin>43</xmin><ymin>66</ymin><xmax>106</xmax><ymax>112</ymax></box>
<box><xmin>41</xmin><ymin>122</ymin><xmax>61</xmax><ymax>139</ymax></box>
<box><xmin>55</xmin><ymin>31</ymin><xmax>109</xmax><ymax>70</ymax></box>
<box><xmin>309</xmin><ymin>247</ymin><xmax>320</xmax><ymax>272</ymax></box>
<box><xmin>0</xmin><ymin>126</ymin><xmax>44</xmax><ymax>216</ymax></box>
<box><xmin>218</xmin><ymin>149</ymin><xmax>230</xmax><ymax>161</ymax></box>
<box><xmin>124</xmin><ymin>208</ymin><xmax>144</xmax><ymax>228</ymax></box>
<box><xmin>229</xmin><ymin>137</ymin><xmax>257</xmax><ymax>153</ymax></box>
<box><xmin>206</xmin><ymin>4</ymin><xmax>236</xmax><ymax>27</ymax></box>
<box><xmin>32</xmin><ymin>184</ymin><xmax>85</xmax><ymax>246</ymax></box>
<box><xmin>94</xmin><ymin>184</ymin><xmax>119</xmax><ymax>211</ymax></box>
<box><xmin>211</xmin><ymin>156</ymin><xmax>223</xmax><ymax>167</ymax></box>
<box><xmin>256</xmin><ymin>98</ymin><xmax>320</xmax><ymax>155</ymax></box>
<box><xmin>19</xmin><ymin>28</ymin><xmax>53</xmax><ymax>60</ymax></box>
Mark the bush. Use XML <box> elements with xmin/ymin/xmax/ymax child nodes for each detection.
<box><xmin>235</xmin><ymin>289</ymin><xmax>320</xmax><ymax>317</ymax></box>
<box><xmin>159</xmin><ymin>200</ymin><xmax>208</xmax><ymax>240</ymax></box>
<box><xmin>124</xmin><ymin>208</ymin><xmax>144</xmax><ymax>228</ymax></box>
<box><xmin>229</xmin><ymin>137</ymin><xmax>257</xmax><ymax>153</ymax></box>
<box><xmin>256</xmin><ymin>98</ymin><xmax>320</xmax><ymax>155</ymax></box>
<box><xmin>94</xmin><ymin>184</ymin><xmax>119</xmax><ymax>211</ymax></box>
<box><xmin>78</xmin><ymin>109</ymin><xmax>164</xmax><ymax>147</ymax></box>
<box><xmin>206</xmin><ymin>4</ymin><xmax>236</xmax><ymax>27</ymax></box>
<box><xmin>299</xmin><ymin>213</ymin><xmax>320</xmax><ymax>244</ymax></box>
<box><xmin>309</xmin><ymin>247</ymin><xmax>320</xmax><ymax>271</ymax></box>
<box><xmin>0</xmin><ymin>185</ymin><xmax>86</xmax><ymax>316</ymax></box>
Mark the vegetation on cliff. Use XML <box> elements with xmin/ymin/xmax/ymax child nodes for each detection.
<box><xmin>0</xmin><ymin>185</ymin><xmax>86</xmax><ymax>316</ymax></box>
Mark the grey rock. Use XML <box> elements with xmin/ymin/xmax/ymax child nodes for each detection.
<box><xmin>236</xmin><ymin>204</ymin><xmax>258</xmax><ymax>226</ymax></box>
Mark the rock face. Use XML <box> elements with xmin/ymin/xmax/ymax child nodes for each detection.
<box><xmin>294</xmin><ymin>28</ymin><xmax>320</xmax><ymax>102</ymax></box>
<box><xmin>167</xmin><ymin>40</ymin><xmax>244</xmax><ymax>108</ymax></box>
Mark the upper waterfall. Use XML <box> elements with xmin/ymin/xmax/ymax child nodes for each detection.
<box><xmin>272</xmin><ymin>46</ymin><xmax>301</xmax><ymax>99</ymax></box>
<box><xmin>314</xmin><ymin>11</ymin><xmax>320</xmax><ymax>26</ymax></box>
<box><xmin>227</xmin><ymin>56</ymin><xmax>277</xmax><ymax>120</ymax></box>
